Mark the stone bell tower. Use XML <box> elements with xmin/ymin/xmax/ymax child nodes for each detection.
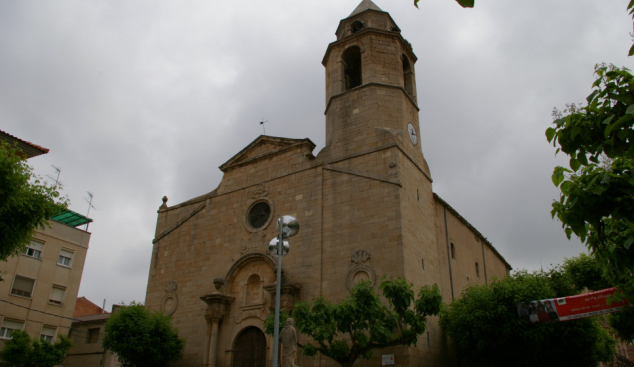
<box><xmin>319</xmin><ymin>0</ymin><xmax>430</xmax><ymax>178</ymax></box>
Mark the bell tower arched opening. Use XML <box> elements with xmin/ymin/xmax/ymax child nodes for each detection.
<box><xmin>342</xmin><ymin>46</ymin><xmax>362</xmax><ymax>90</ymax></box>
<box><xmin>402</xmin><ymin>54</ymin><xmax>414</xmax><ymax>98</ymax></box>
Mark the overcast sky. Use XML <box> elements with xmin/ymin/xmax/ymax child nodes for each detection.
<box><xmin>1</xmin><ymin>0</ymin><xmax>631</xmax><ymax>310</ymax></box>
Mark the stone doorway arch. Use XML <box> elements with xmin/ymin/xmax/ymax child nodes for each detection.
<box><xmin>232</xmin><ymin>326</ymin><xmax>266</xmax><ymax>367</ymax></box>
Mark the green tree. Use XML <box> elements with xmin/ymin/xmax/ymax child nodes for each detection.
<box><xmin>609</xmin><ymin>305</ymin><xmax>634</xmax><ymax>342</ymax></box>
<box><xmin>547</xmin><ymin>64</ymin><xmax>634</xmax><ymax>300</ymax></box>
<box><xmin>629</xmin><ymin>1</ymin><xmax>634</xmax><ymax>56</ymax></box>
<box><xmin>266</xmin><ymin>278</ymin><xmax>442</xmax><ymax>367</ymax></box>
<box><xmin>0</xmin><ymin>141</ymin><xmax>67</xmax><ymax>261</ymax></box>
<box><xmin>560</xmin><ymin>253</ymin><xmax>611</xmax><ymax>292</ymax></box>
<box><xmin>0</xmin><ymin>330</ymin><xmax>73</xmax><ymax>367</ymax></box>
<box><xmin>439</xmin><ymin>270</ymin><xmax>616</xmax><ymax>367</ymax></box>
<box><xmin>102</xmin><ymin>303</ymin><xmax>185</xmax><ymax>367</ymax></box>
<box><xmin>558</xmin><ymin>253</ymin><xmax>634</xmax><ymax>343</ymax></box>
<box><xmin>414</xmin><ymin>0</ymin><xmax>473</xmax><ymax>9</ymax></box>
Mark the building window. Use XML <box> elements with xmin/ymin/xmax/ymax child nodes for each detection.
<box><xmin>247</xmin><ymin>202</ymin><xmax>271</xmax><ymax>229</ymax></box>
<box><xmin>23</xmin><ymin>240</ymin><xmax>44</xmax><ymax>259</ymax></box>
<box><xmin>11</xmin><ymin>275</ymin><xmax>35</xmax><ymax>298</ymax></box>
<box><xmin>421</xmin><ymin>259</ymin><xmax>425</xmax><ymax>270</ymax></box>
<box><xmin>476</xmin><ymin>262</ymin><xmax>480</xmax><ymax>277</ymax></box>
<box><xmin>40</xmin><ymin>326</ymin><xmax>56</xmax><ymax>343</ymax></box>
<box><xmin>58</xmin><ymin>249</ymin><xmax>74</xmax><ymax>267</ymax></box>
<box><xmin>402</xmin><ymin>54</ymin><xmax>414</xmax><ymax>98</ymax></box>
<box><xmin>87</xmin><ymin>328</ymin><xmax>100</xmax><ymax>343</ymax></box>
<box><xmin>0</xmin><ymin>319</ymin><xmax>24</xmax><ymax>339</ymax></box>
<box><xmin>450</xmin><ymin>243</ymin><xmax>456</xmax><ymax>260</ymax></box>
<box><xmin>342</xmin><ymin>46</ymin><xmax>362</xmax><ymax>90</ymax></box>
<box><xmin>49</xmin><ymin>285</ymin><xmax>66</xmax><ymax>306</ymax></box>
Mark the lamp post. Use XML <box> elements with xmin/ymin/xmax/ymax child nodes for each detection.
<box><xmin>268</xmin><ymin>215</ymin><xmax>299</xmax><ymax>367</ymax></box>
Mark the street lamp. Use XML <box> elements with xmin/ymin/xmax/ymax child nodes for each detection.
<box><xmin>269</xmin><ymin>215</ymin><xmax>299</xmax><ymax>367</ymax></box>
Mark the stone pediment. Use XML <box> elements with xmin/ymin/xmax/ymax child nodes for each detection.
<box><xmin>219</xmin><ymin>135</ymin><xmax>315</xmax><ymax>172</ymax></box>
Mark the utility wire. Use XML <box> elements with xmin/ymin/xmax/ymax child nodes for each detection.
<box><xmin>0</xmin><ymin>299</ymin><xmax>78</xmax><ymax>320</ymax></box>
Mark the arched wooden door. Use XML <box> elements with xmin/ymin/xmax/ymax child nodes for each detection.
<box><xmin>232</xmin><ymin>327</ymin><xmax>267</xmax><ymax>367</ymax></box>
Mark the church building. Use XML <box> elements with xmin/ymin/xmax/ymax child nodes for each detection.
<box><xmin>144</xmin><ymin>1</ymin><xmax>512</xmax><ymax>366</ymax></box>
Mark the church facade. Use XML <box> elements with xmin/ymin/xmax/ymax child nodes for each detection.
<box><xmin>144</xmin><ymin>1</ymin><xmax>511</xmax><ymax>366</ymax></box>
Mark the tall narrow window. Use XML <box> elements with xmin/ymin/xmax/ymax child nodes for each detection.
<box><xmin>421</xmin><ymin>259</ymin><xmax>425</xmax><ymax>270</ymax></box>
<box><xmin>58</xmin><ymin>249</ymin><xmax>74</xmax><ymax>267</ymax></box>
<box><xmin>0</xmin><ymin>319</ymin><xmax>24</xmax><ymax>339</ymax></box>
<box><xmin>342</xmin><ymin>46</ymin><xmax>362</xmax><ymax>90</ymax></box>
<box><xmin>40</xmin><ymin>326</ymin><xmax>56</xmax><ymax>343</ymax></box>
<box><xmin>49</xmin><ymin>285</ymin><xmax>66</xmax><ymax>306</ymax></box>
<box><xmin>23</xmin><ymin>240</ymin><xmax>44</xmax><ymax>259</ymax></box>
<box><xmin>450</xmin><ymin>243</ymin><xmax>456</xmax><ymax>260</ymax></box>
<box><xmin>11</xmin><ymin>275</ymin><xmax>35</xmax><ymax>298</ymax></box>
<box><xmin>476</xmin><ymin>262</ymin><xmax>480</xmax><ymax>277</ymax></box>
<box><xmin>402</xmin><ymin>55</ymin><xmax>414</xmax><ymax>98</ymax></box>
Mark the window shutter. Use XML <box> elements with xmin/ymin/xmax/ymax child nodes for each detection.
<box><xmin>13</xmin><ymin>277</ymin><xmax>34</xmax><ymax>292</ymax></box>
<box><xmin>41</xmin><ymin>326</ymin><xmax>56</xmax><ymax>337</ymax></box>
<box><xmin>1</xmin><ymin>320</ymin><xmax>24</xmax><ymax>330</ymax></box>
<box><xmin>60</xmin><ymin>249</ymin><xmax>73</xmax><ymax>258</ymax></box>
<box><xmin>49</xmin><ymin>287</ymin><xmax>65</xmax><ymax>303</ymax></box>
<box><xmin>28</xmin><ymin>241</ymin><xmax>44</xmax><ymax>252</ymax></box>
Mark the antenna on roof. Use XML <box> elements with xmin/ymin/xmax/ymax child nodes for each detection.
<box><xmin>84</xmin><ymin>192</ymin><xmax>97</xmax><ymax>231</ymax></box>
<box><xmin>47</xmin><ymin>165</ymin><xmax>63</xmax><ymax>188</ymax></box>
<box><xmin>260</xmin><ymin>118</ymin><xmax>268</xmax><ymax>135</ymax></box>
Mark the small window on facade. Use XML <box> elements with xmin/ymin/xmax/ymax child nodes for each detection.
<box><xmin>40</xmin><ymin>326</ymin><xmax>56</xmax><ymax>343</ymax></box>
<box><xmin>23</xmin><ymin>240</ymin><xmax>44</xmax><ymax>259</ymax></box>
<box><xmin>402</xmin><ymin>55</ymin><xmax>414</xmax><ymax>98</ymax></box>
<box><xmin>87</xmin><ymin>328</ymin><xmax>100</xmax><ymax>343</ymax></box>
<box><xmin>342</xmin><ymin>46</ymin><xmax>362</xmax><ymax>90</ymax></box>
<box><xmin>49</xmin><ymin>285</ymin><xmax>66</xmax><ymax>306</ymax></box>
<box><xmin>0</xmin><ymin>319</ymin><xmax>24</xmax><ymax>339</ymax></box>
<box><xmin>476</xmin><ymin>262</ymin><xmax>480</xmax><ymax>277</ymax></box>
<box><xmin>11</xmin><ymin>275</ymin><xmax>35</xmax><ymax>298</ymax></box>
<box><xmin>421</xmin><ymin>259</ymin><xmax>425</xmax><ymax>270</ymax></box>
<box><xmin>58</xmin><ymin>249</ymin><xmax>74</xmax><ymax>267</ymax></box>
<box><xmin>450</xmin><ymin>243</ymin><xmax>456</xmax><ymax>260</ymax></box>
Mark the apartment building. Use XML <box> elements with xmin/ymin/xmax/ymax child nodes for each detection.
<box><xmin>0</xmin><ymin>211</ymin><xmax>92</xmax><ymax>348</ymax></box>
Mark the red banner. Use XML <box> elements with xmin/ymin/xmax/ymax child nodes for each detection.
<box><xmin>517</xmin><ymin>287</ymin><xmax>629</xmax><ymax>323</ymax></box>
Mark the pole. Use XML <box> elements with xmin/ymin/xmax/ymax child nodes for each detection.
<box><xmin>272</xmin><ymin>218</ymin><xmax>283</xmax><ymax>367</ymax></box>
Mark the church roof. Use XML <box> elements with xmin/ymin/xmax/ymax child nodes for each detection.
<box><xmin>349</xmin><ymin>0</ymin><xmax>383</xmax><ymax>17</ymax></box>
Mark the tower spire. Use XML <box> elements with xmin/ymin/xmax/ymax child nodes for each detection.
<box><xmin>349</xmin><ymin>0</ymin><xmax>383</xmax><ymax>17</ymax></box>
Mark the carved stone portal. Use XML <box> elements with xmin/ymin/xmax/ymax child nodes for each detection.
<box><xmin>200</xmin><ymin>280</ymin><xmax>235</xmax><ymax>367</ymax></box>
<box><xmin>346</xmin><ymin>249</ymin><xmax>376</xmax><ymax>291</ymax></box>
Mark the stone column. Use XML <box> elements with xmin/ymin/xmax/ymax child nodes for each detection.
<box><xmin>200</xmin><ymin>277</ymin><xmax>234</xmax><ymax>367</ymax></box>
<box><xmin>205</xmin><ymin>314</ymin><xmax>222</xmax><ymax>367</ymax></box>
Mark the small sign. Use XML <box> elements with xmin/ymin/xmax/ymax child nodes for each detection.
<box><xmin>382</xmin><ymin>354</ymin><xmax>395</xmax><ymax>366</ymax></box>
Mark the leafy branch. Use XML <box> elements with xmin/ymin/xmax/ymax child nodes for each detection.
<box><xmin>276</xmin><ymin>278</ymin><xmax>441</xmax><ymax>367</ymax></box>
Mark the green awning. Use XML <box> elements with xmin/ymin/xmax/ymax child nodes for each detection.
<box><xmin>51</xmin><ymin>210</ymin><xmax>92</xmax><ymax>228</ymax></box>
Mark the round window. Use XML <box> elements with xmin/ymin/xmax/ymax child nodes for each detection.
<box><xmin>247</xmin><ymin>202</ymin><xmax>271</xmax><ymax>229</ymax></box>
